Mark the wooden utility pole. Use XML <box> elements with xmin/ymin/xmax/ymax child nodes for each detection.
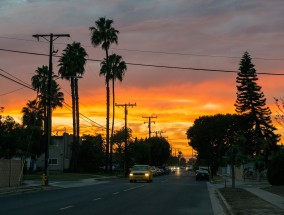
<box><xmin>116</xmin><ymin>103</ymin><xmax>136</xmax><ymax>176</ymax></box>
<box><xmin>152</xmin><ymin>130</ymin><xmax>166</xmax><ymax>137</ymax></box>
<box><xmin>142</xmin><ymin>116</ymin><xmax>157</xmax><ymax>138</ymax></box>
<box><xmin>32</xmin><ymin>33</ymin><xmax>70</xmax><ymax>185</ymax></box>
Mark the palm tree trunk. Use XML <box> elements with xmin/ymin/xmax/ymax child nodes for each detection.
<box><xmin>43</xmin><ymin>98</ymin><xmax>47</xmax><ymax>136</ymax></box>
<box><xmin>71</xmin><ymin>78</ymin><xmax>77</xmax><ymax>144</ymax></box>
<box><xmin>75</xmin><ymin>78</ymin><xmax>80</xmax><ymax>145</ymax></box>
<box><xmin>105</xmin><ymin>49</ymin><xmax>110</xmax><ymax>172</ymax></box>
<box><xmin>110</xmin><ymin>78</ymin><xmax>115</xmax><ymax>172</ymax></box>
<box><xmin>70</xmin><ymin>78</ymin><xmax>77</xmax><ymax>171</ymax></box>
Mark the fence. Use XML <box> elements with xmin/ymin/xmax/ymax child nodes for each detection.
<box><xmin>0</xmin><ymin>159</ymin><xmax>23</xmax><ymax>187</ymax></box>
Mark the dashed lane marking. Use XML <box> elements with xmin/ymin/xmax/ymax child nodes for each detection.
<box><xmin>123</xmin><ymin>185</ymin><xmax>144</xmax><ymax>192</ymax></box>
<box><xmin>60</xmin><ymin>206</ymin><xmax>73</xmax><ymax>210</ymax></box>
<box><xmin>93</xmin><ymin>198</ymin><xmax>102</xmax><ymax>201</ymax></box>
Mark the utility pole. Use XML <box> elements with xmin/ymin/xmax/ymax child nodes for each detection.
<box><xmin>33</xmin><ymin>33</ymin><xmax>70</xmax><ymax>185</ymax></box>
<box><xmin>116</xmin><ymin>103</ymin><xmax>136</xmax><ymax>177</ymax></box>
<box><xmin>152</xmin><ymin>130</ymin><xmax>166</xmax><ymax>137</ymax></box>
<box><xmin>142</xmin><ymin>116</ymin><xmax>157</xmax><ymax>138</ymax></box>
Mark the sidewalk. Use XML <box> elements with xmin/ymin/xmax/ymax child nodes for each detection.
<box><xmin>210</xmin><ymin>176</ymin><xmax>284</xmax><ymax>214</ymax></box>
<box><xmin>0</xmin><ymin>177</ymin><xmax>113</xmax><ymax>196</ymax></box>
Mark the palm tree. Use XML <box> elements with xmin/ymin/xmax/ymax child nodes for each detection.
<box><xmin>100</xmin><ymin>54</ymin><xmax>127</xmax><ymax>168</ymax></box>
<box><xmin>90</xmin><ymin>17</ymin><xmax>119</xmax><ymax>171</ymax></box>
<box><xmin>31</xmin><ymin>66</ymin><xmax>64</xmax><ymax>133</ymax></box>
<box><xmin>58</xmin><ymin>42</ymin><xmax>87</xmax><ymax>171</ymax></box>
<box><xmin>58</xmin><ymin>42</ymin><xmax>87</xmax><ymax>143</ymax></box>
<box><xmin>21</xmin><ymin>99</ymin><xmax>44</xmax><ymax>128</ymax></box>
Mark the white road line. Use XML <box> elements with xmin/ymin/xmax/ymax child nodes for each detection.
<box><xmin>113</xmin><ymin>192</ymin><xmax>119</xmax><ymax>195</ymax></box>
<box><xmin>60</xmin><ymin>206</ymin><xmax>73</xmax><ymax>210</ymax></box>
<box><xmin>93</xmin><ymin>198</ymin><xmax>102</xmax><ymax>201</ymax></box>
<box><xmin>161</xmin><ymin>179</ymin><xmax>168</xmax><ymax>183</ymax></box>
<box><xmin>123</xmin><ymin>185</ymin><xmax>144</xmax><ymax>192</ymax></box>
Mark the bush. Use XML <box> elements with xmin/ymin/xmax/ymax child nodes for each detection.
<box><xmin>267</xmin><ymin>150</ymin><xmax>284</xmax><ymax>185</ymax></box>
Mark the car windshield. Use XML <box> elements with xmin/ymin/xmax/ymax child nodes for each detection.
<box><xmin>132</xmin><ymin>165</ymin><xmax>148</xmax><ymax>171</ymax></box>
<box><xmin>197</xmin><ymin>169</ymin><xmax>208</xmax><ymax>173</ymax></box>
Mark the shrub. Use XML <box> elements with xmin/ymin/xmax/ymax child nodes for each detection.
<box><xmin>267</xmin><ymin>150</ymin><xmax>284</xmax><ymax>185</ymax></box>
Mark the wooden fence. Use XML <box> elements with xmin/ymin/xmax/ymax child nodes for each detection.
<box><xmin>0</xmin><ymin>159</ymin><xmax>23</xmax><ymax>187</ymax></box>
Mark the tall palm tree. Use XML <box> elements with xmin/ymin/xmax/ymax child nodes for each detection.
<box><xmin>100</xmin><ymin>54</ymin><xmax>127</xmax><ymax>168</ymax></box>
<box><xmin>58</xmin><ymin>42</ymin><xmax>87</xmax><ymax>143</ymax></box>
<box><xmin>90</xmin><ymin>17</ymin><xmax>119</xmax><ymax>171</ymax></box>
<box><xmin>58</xmin><ymin>42</ymin><xmax>87</xmax><ymax>171</ymax></box>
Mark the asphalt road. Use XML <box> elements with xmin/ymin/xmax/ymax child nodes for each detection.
<box><xmin>0</xmin><ymin>170</ymin><xmax>214</xmax><ymax>215</ymax></box>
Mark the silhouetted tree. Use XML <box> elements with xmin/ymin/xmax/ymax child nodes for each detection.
<box><xmin>100</xmin><ymin>53</ymin><xmax>127</xmax><ymax>170</ymax></box>
<box><xmin>235</xmin><ymin>51</ymin><xmax>279</xmax><ymax>163</ymax></box>
<box><xmin>90</xmin><ymin>17</ymin><xmax>119</xmax><ymax>171</ymax></box>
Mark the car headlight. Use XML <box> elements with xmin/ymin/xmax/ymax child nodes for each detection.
<box><xmin>129</xmin><ymin>173</ymin><xmax>133</xmax><ymax>176</ymax></box>
<box><xmin>145</xmin><ymin>173</ymin><xmax>149</xmax><ymax>177</ymax></box>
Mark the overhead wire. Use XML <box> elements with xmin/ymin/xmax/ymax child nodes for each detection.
<box><xmin>1</xmin><ymin>35</ymin><xmax>284</xmax><ymax>61</ymax></box>
<box><xmin>0</xmin><ymin>87</ymin><xmax>26</xmax><ymax>97</ymax></box>
<box><xmin>1</xmin><ymin>47</ymin><xmax>284</xmax><ymax>75</ymax></box>
<box><xmin>0</xmin><ymin>68</ymin><xmax>105</xmax><ymax>129</ymax></box>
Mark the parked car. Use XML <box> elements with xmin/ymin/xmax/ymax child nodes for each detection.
<box><xmin>185</xmin><ymin>165</ymin><xmax>193</xmax><ymax>171</ymax></box>
<box><xmin>169</xmin><ymin>166</ymin><xmax>176</xmax><ymax>173</ymax></box>
<box><xmin>158</xmin><ymin>166</ymin><xmax>170</xmax><ymax>175</ymax></box>
<box><xmin>155</xmin><ymin>167</ymin><xmax>163</xmax><ymax>176</ymax></box>
<box><xmin>150</xmin><ymin>166</ymin><xmax>158</xmax><ymax>176</ymax></box>
<box><xmin>195</xmin><ymin>169</ymin><xmax>209</xmax><ymax>181</ymax></box>
<box><xmin>129</xmin><ymin>165</ymin><xmax>153</xmax><ymax>183</ymax></box>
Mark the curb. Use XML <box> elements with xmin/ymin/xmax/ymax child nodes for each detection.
<box><xmin>0</xmin><ymin>185</ymin><xmax>57</xmax><ymax>196</ymax></box>
<box><xmin>215</xmin><ymin>188</ymin><xmax>234</xmax><ymax>215</ymax></box>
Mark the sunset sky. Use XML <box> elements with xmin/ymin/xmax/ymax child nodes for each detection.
<box><xmin>1</xmin><ymin>0</ymin><xmax>284</xmax><ymax>160</ymax></box>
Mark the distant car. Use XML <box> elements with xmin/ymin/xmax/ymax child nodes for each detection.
<box><xmin>129</xmin><ymin>165</ymin><xmax>153</xmax><ymax>183</ymax></box>
<box><xmin>150</xmin><ymin>166</ymin><xmax>158</xmax><ymax>176</ymax></box>
<box><xmin>169</xmin><ymin>166</ymin><xmax>176</xmax><ymax>173</ymax></box>
<box><xmin>196</xmin><ymin>169</ymin><xmax>209</xmax><ymax>181</ymax></box>
<box><xmin>158</xmin><ymin>166</ymin><xmax>170</xmax><ymax>175</ymax></box>
<box><xmin>155</xmin><ymin>167</ymin><xmax>163</xmax><ymax>176</ymax></box>
<box><xmin>185</xmin><ymin>165</ymin><xmax>193</xmax><ymax>171</ymax></box>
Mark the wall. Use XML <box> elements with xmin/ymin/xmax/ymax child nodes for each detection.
<box><xmin>0</xmin><ymin>159</ymin><xmax>23</xmax><ymax>187</ymax></box>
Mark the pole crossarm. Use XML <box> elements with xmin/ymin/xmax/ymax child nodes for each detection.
<box><xmin>152</xmin><ymin>130</ymin><xmax>166</xmax><ymax>137</ymax></box>
<box><xmin>142</xmin><ymin>115</ymin><xmax>157</xmax><ymax>138</ymax></box>
<box><xmin>33</xmin><ymin>34</ymin><xmax>70</xmax><ymax>42</ymax></box>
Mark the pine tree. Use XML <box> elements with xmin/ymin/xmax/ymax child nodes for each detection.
<box><xmin>235</xmin><ymin>51</ymin><xmax>279</xmax><ymax>160</ymax></box>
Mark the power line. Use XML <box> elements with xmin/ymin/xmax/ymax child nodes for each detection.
<box><xmin>0</xmin><ymin>87</ymin><xmax>26</xmax><ymax>97</ymax></box>
<box><xmin>62</xmin><ymin>101</ymin><xmax>105</xmax><ymax>129</ymax></box>
<box><xmin>1</xmin><ymin>47</ymin><xmax>284</xmax><ymax>76</ymax></box>
<box><xmin>1</xmin><ymin>35</ymin><xmax>284</xmax><ymax>61</ymax></box>
<box><xmin>0</xmin><ymin>68</ymin><xmax>31</xmax><ymax>87</ymax></box>
<box><xmin>0</xmin><ymin>71</ymin><xmax>33</xmax><ymax>90</ymax></box>
<box><xmin>111</xmin><ymin>47</ymin><xmax>284</xmax><ymax>61</ymax></box>
<box><xmin>0</xmin><ymin>67</ymin><xmax>105</xmax><ymax>129</ymax></box>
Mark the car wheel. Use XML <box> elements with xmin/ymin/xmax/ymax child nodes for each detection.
<box><xmin>129</xmin><ymin>180</ymin><xmax>133</xmax><ymax>183</ymax></box>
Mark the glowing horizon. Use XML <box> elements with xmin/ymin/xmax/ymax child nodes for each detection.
<box><xmin>1</xmin><ymin>1</ymin><xmax>284</xmax><ymax>160</ymax></box>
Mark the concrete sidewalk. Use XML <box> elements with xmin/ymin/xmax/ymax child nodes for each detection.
<box><xmin>245</xmin><ymin>187</ymin><xmax>284</xmax><ymax>210</ymax></box>
<box><xmin>210</xmin><ymin>176</ymin><xmax>284</xmax><ymax>213</ymax></box>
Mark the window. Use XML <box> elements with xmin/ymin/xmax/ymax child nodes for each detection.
<box><xmin>48</xmin><ymin>158</ymin><xmax>58</xmax><ymax>165</ymax></box>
